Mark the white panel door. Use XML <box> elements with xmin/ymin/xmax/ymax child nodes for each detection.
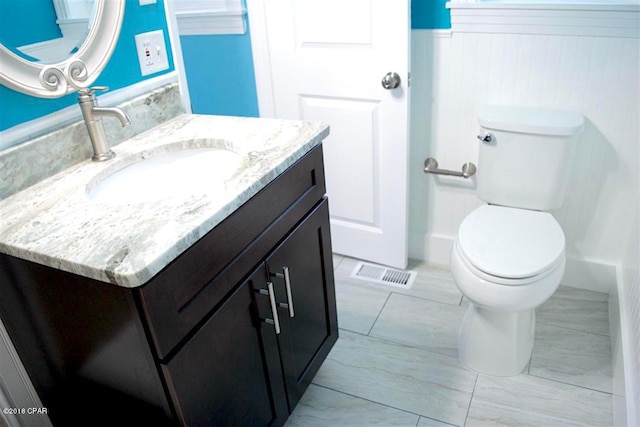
<box><xmin>256</xmin><ymin>0</ymin><xmax>410</xmax><ymax>268</ymax></box>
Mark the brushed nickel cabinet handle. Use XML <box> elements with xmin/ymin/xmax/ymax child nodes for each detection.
<box><xmin>274</xmin><ymin>266</ymin><xmax>295</xmax><ymax>318</ymax></box>
<box><xmin>258</xmin><ymin>282</ymin><xmax>281</xmax><ymax>334</ymax></box>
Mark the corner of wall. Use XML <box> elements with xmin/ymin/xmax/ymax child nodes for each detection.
<box><xmin>613</xmin><ymin>262</ymin><xmax>639</xmax><ymax>427</ymax></box>
<box><xmin>612</xmin><ymin>211</ymin><xmax>640</xmax><ymax>426</ymax></box>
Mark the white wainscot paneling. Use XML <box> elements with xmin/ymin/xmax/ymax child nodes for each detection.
<box><xmin>409</xmin><ymin>28</ymin><xmax>639</xmax><ymax>292</ymax></box>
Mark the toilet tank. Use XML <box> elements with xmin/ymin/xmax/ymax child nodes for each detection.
<box><xmin>477</xmin><ymin>106</ymin><xmax>584</xmax><ymax>211</ymax></box>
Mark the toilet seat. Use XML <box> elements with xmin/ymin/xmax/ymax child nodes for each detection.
<box><xmin>454</xmin><ymin>239</ymin><xmax>564</xmax><ymax>286</ymax></box>
<box><xmin>457</xmin><ymin>205</ymin><xmax>565</xmax><ymax>283</ymax></box>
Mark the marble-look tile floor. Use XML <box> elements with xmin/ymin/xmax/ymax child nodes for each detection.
<box><xmin>285</xmin><ymin>256</ymin><xmax>612</xmax><ymax>427</ymax></box>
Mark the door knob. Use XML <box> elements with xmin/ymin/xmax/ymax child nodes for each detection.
<box><xmin>381</xmin><ymin>72</ymin><xmax>401</xmax><ymax>90</ymax></box>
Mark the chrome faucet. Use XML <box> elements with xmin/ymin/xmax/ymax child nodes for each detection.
<box><xmin>78</xmin><ymin>86</ymin><xmax>132</xmax><ymax>161</ymax></box>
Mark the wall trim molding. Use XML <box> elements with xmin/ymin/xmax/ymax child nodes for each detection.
<box><xmin>175</xmin><ymin>9</ymin><xmax>247</xmax><ymax>36</ymax></box>
<box><xmin>447</xmin><ymin>2</ymin><xmax>640</xmax><ymax>37</ymax></box>
<box><xmin>0</xmin><ymin>72</ymin><xmax>179</xmax><ymax>151</ymax></box>
<box><xmin>409</xmin><ymin>231</ymin><xmax>616</xmax><ymax>293</ymax></box>
<box><xmin>425</xmin><ymin>29</ymin><xmax>453</xmax><ymax>38</ymax></box>
<box><xmin>164</xmin><ymin>0</ymin><xmax>192</xmax><ymax>115</ymax></box>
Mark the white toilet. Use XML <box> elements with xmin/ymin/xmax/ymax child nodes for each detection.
<box><xmin>451</xmin><ymin>106</ymin><xmax>584</xmax><ymax>376</ymax></box>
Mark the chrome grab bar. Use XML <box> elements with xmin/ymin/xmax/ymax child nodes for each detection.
<box><xmin>423</xmin><ymin>157</ymin><xmax>477</xmax><ymax>179</ymax></box>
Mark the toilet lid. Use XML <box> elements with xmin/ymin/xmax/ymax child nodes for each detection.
<box><xmin>457</xmin><ymin>205</ymin><xmax>565</xmax><ymax>279</ymax></box>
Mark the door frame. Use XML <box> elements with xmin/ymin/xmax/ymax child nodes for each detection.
<box><xmin>246</xmin><ymin>0</ymin><xmax>277</xmax><ymax>118</ymax></box>
<box><xmin>0</xmin><ymin>318</ymin><xmax>52</xmax><ymax>427</ymax></box>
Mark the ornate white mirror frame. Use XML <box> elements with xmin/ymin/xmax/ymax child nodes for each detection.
<box><xmin>0</xmin><ymin>0</ymin><xmax>125</xmax><ymax>99</ymax></box>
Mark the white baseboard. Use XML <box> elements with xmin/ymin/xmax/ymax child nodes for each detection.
<box><xmin>409</xmin><ymin>232</ymin><xmax>615</xmax><ymax>293</ymax></box>
<box><xmin>611</xmin><ymin>266</ymin><xmax>627</xmax><ymax>427</ymax></box>
<box><xmin>563</xmin><ymin>256</ymin><xmax>617</xmax><ymax>293</ymax></box>
<box><xmin>613</xmin><ymin>264</ymin><xmax>639</xmax><ymax>426</ymax></box>
<box><xmin>408</xmin><ymin>232</ymin><xmax>452</xmax><ymax>268</ymax></box>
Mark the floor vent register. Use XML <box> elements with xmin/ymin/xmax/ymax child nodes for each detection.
<box><xmin>350</xmin><ymin>261</ymin><xmax>417</xmax><ymax>289</ymax></box>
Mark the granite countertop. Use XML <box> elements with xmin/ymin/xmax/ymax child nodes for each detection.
<box><xmin>0</xmin><ymin>114</ymin><xmax>329</xmax><ymax>288</ymax></box>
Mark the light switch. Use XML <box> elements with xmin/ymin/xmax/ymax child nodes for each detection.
<box><xmin>134</xmin><ymin>30</ymin><xmax>169</xmax><ymax>76</ymax></box>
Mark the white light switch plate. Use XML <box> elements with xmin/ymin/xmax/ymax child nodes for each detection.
<box><xmin>134</xmin><ymin>30</ymin><xmax>169</xmax><ymax>76</ymax></box>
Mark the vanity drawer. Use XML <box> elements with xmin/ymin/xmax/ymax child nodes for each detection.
<box><xmin>136</xmin><ymin>146</ymin><xmax>326</xmax><ymax>360</ymax></box>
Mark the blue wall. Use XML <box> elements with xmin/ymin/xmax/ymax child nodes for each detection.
<box><xmin>182</xmin><ymin>0</ymin><xmax>450</xmax><ymax>118</ymax></box>
<box><xmin>412</xmin><ymin>0</ymin><xmax>451</xmax><ymax>29</ymax></box>
<box><xmin>0</xmin><ymin>0</ymin><xmax>61</xmax><ymax>48</ymax></box>
<box><xmin>0</xmin><ymin>0</ymin><xmax>175</xmax><ymax>132</ymax></box>
<box><xmin>181</xmin><ymin>31</ymin><xmax>258</xmax><ymax>118</ymax></box>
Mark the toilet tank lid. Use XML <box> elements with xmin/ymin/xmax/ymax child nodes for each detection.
<box><xmin>478</xmin><ymin>106</ymin><xmax>584</xmax><ymax>136</ymax></box>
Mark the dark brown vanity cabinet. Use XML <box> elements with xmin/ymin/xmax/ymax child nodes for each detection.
<box><xmin>0</xmin><ymin>146</ymin><xmax>338</xmax><ymax>426</ymax></box>
<box><xmin>161</xmin><ymin>267</ymin><xmax>287</xmax><ymax>426</ymax></box>
<box><xmin>264</xmin><ymin>201</ymin><xmax>337</xmax><ymax>412</ymax></box>
<box><xmin>163</xmin><ymin>200</ymin><xmax>336</xmax><ymax>426</ymax></box>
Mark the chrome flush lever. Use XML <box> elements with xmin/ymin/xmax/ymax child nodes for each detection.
<box><xmin>477</xmin><ymin>133</ymin><xmax>493</xmax><ymax>143</ymax></box>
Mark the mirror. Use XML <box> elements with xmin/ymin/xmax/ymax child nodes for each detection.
<box><xmin>0</xmin><ymin>0</ymin><xmax>125</xmax><ymax>98</ymax></box>
<box><xmin>1</xmin><ymin>0</ymin><xmax>96</xmax><ymax>64</ymax></box>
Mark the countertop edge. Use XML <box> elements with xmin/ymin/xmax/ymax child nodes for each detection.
<box><xmin>0</xmin><ymin>119</ymin><xmax>329</xmax><ymax>289</ymax></box>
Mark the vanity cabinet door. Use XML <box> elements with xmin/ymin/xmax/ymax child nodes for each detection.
<box><xmin>265</xmin><ymin>199</ymin><xmax>339</xmax><ymax>411</ymax></box>
<box><xmin>161</xmin><ymin>266</ymin><xmax>288</xmax><ymax>427</ymax></box>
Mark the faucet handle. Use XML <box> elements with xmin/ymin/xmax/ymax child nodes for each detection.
<box><xmin>78</xmin><ymin>86</ymin><xmax>109</xmax><ymax>96</ymax></box>
<box><xmin>78</xmin><ymin>86</ymin><xmax>109</xmax><ymax>105</ymax></box>
<box><xmin>89</xmin><ymin>86</ymin><xmax>109</xmax><ymax>93</ymax></box>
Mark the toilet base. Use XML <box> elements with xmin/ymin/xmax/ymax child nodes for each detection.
<box><xmin>458</xmin><ymin>303</ymin><xmax>535</xmax><ymax>376</ymax></box>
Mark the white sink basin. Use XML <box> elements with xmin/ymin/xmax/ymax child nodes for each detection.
<box><xmin>88</xmin><ymin>147</ymin><xmax>241</xmax><ymax>204</ymax></box>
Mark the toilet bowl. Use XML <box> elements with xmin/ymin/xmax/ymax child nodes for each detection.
<box><xmin>451</xmin><ymin>205</ymin><xmax>566</xmax><ymax>376</ymax></box>
<box><xmin>450</xmin><ymin>106</ymin><xmax>583</xmax><ymax>376</ymax></box>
